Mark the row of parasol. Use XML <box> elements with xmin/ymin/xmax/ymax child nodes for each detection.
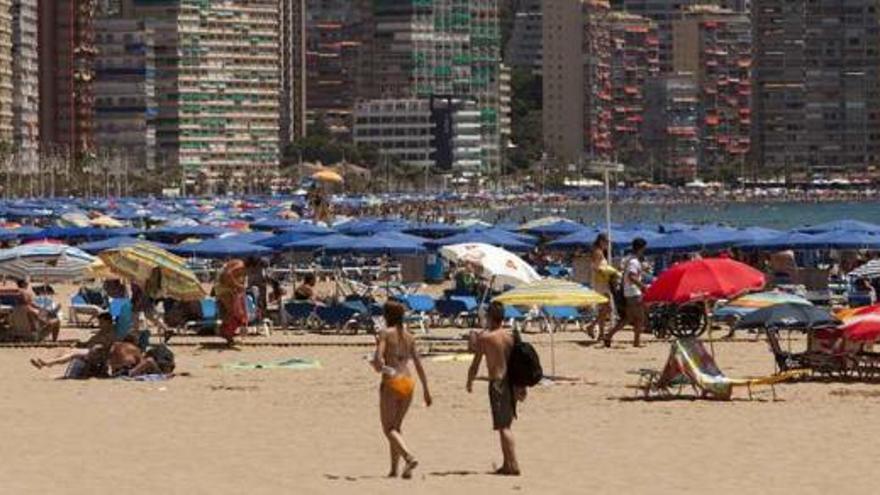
<box><xmin>0</xmin><ymin>242</ymin><xmax>206</xmax><ymax>301</ymax></box>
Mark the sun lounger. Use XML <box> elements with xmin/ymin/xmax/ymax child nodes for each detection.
<box><xmin>315</xmin><ymin>305</ymin><xmax>362</xmax><ymax>334</ymax></box>
<box><xmin>69</xmin><ymin>289</ymin><xmax>108</xmax><ymax>327</ymax></box>
<box><xmin>634</xmin><ymin>337</ymin><xmax>807</xmax><ymax>400</ymax></box>
<box><xmin>284</xmin><ymin>301</ymin><xmax>318</xmax><ymax>329</ymax></box>
<box><xmin>436</xmin><ymin>298</ymin><xmax>477</xmax><ymax>328</ymax></box>
<box><xmin>542</xmin><ymin>306</ymin><xmax>589</xmax><ymax>333</ymax></box>
<box><xmin>398</xmin><ymin>294</ymin><xmax>436</xmax><ymax>334</ymax></box>
<box><xmin>181</xmin><ymin>298</ymin><xmax>220</xmax><ymax>335</ymax></box>
<box><xmin>765</xmin><ymin>329</ymin><xmax>851</xmax><ymax>377</ymax></box>
<box><xmin>503</xmin><ymin>305</ymin><xmax>533</xmax><ymax>331</ymax></box>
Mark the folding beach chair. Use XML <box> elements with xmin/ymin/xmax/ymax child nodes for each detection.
<box><xmin>634</xmin><ymin>337</ymin><xmax>807</xmax><ymax>400</ymax></box>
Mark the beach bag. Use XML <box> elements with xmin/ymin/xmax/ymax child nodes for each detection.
<box><xmin>146</xmin><ymin>344</ymin><xmax>175</xmax><ymax>373</ymax></box>
<box><xmin>507</xmin><ymin>329</ymin><xmax>543</xmax><ymax>387</ymax></box>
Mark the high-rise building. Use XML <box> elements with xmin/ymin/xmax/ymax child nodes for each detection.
<box><xmin>366</xmin><ymin>0</ymin><xmax>504</xmax><ymax>175</ymax></box>
<box><xmin>280</xmin><ymin>0</ymin><xmax>306</xmax><ymax>148</ymax></box>
<box><xmin>673</xmin><ymin>5</ymin><xmax>750</xmax><ymax>175</ymax></box>
<box><xmin>753</xmin><ymin>0</ymin><xmax>880</xmax><ymax>176</ymax></box>
<box><xmin>506</xmin><ymin>0</ymin><xmax>542</xmax><ymax>75</ymax></box>
<box><xmin>94</xmin><ymin>18</ymin><xmax>158</xmax><ymax>172</ymax></box>
<box><xmin>542</xmin><ymin>0</ymin><xmax>589</xmax><ymax>164</ymax></box>
<box><xmin>11</xmin><ymin>0</ymin><xmax>39</xmax><ymax>163</ymax></box>
<box><xmin>352</xmin><ymin>96</ymin><xmax>485</xmax><ymax>172</ymax></box>
<box><xmin>0</xmin><ymin>0</ymin><xmax>14</xmax><ymax>144</ymax></box>
<box><xmin>39</xmin><ymin>0</ymin><xmax>96</xmax><ymax>161</ymax></box>
<box><xmin>609</xmin><ymin>11</ymin><xmax>659</xmax><ymax>170</ymax></box>
<box><xmin>645</xmin><ymin>74</ymin><xmax>699</xmax><ymax>182</ymax></box>
<box><xmin>352</xmin><ymin>98</ymin><xmax>435</xmax><ymax>169</ymax></box>
<box><xmin>305</xmin><ymin>0</ymin><xmax>369</xmax><ymax>138</ymax></box>
<box><xmin>124</xmin><ymin>0</ymin><xmax>282</xmax><ymax>192</ymax></box>
<box><xmin>368</xmin><ymin>0</ymin><xmax>421</xmax><ymax>99</ymax></box>
<box><xmin>543</xmin><ymin>0</ymin><xmax>656</xmax><ymax>167</ymax></box>
<box><xmin>612</xmin><ymin>1</ymin><xmax>747</xmax><ymax>75</ymax></box>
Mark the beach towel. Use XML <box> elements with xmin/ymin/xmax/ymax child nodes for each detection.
<box><xmin>222</xmin><ymin>357</ymin><xmax>321</xmax><ymax>370</ymax></box>
<box><xmin>118</xmin><ymin>374</ymin><xmax>172</xmax><ymax>382</ymax></box>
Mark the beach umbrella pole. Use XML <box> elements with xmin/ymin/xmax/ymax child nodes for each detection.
<box><xmin>550</xmin><ymin>317</ymin><xmax>556</xmax><ymax>377</ymax></box>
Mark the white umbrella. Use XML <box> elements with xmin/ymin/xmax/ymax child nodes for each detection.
<box><xmin>0</xmin><ymin>243</ymin><xmax>97</xmax><ymax>282</ymax></box>
<box><xmin>439</xmin><ymin>243</ymin><xmax>541</xmax><ymax>289</ymax></box>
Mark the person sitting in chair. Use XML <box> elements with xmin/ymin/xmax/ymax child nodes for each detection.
<box><xmin>15</xmin><ymin>279</ymin><xmax>60</xmax><ymax>342</ymax></box>
<box><xmin>294</xmin><ymin>273</ymin><xmax>318</xmax><ymax>302</ymax></box>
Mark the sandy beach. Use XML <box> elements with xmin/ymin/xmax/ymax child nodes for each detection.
<box><xmin>5</xmin><ymin>326</ymin><xmax>880</xmax><ymax>495</ymax></box>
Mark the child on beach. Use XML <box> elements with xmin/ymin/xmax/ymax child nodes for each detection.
<box><xmin>467</xmin><ymin>301</ymin><xmax>524</xmax><ymax>476</ymax></box>
<box><xmin>371</xmin><ymin>301</ymin><xmax>432</xmax><ymax>479</ymax></box>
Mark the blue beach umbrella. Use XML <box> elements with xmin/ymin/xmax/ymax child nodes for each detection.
<box><xmin>522</xmin><ymin>219</ymin><xmax>586</xmax><ymax>238</ymax></box>
<box><xmin>323</xmin><ymin>233</ymin><xmax>426</xmax><ymax>256</ymax></box>
<box><xmin>78</xmin><ymin>237</ymin><xmax>167</xmax><ymax>254</ymax></box>
<box><xmin>739</xmin><ymin>232</ymin><xmax>822</xmax><ymax>251</ymax></box>
<box><xmin>278</xmin><ymin>223</ymin><xmax>335</xmax><ymax>236</ymax></box>
<box><xmin>169</xmin><ymin>238</ymin><xmax>273</xmax><ymax>259</ymax></box>
<box><xmin>403</xmin><ymin>222</ymin><xmax>466</xmax><ymax>238</ymax></box>
<box><xmin>429</xmin><ymin>229</ymin><xmax>535</xmax><ymax>252</ymax></box>
<box><xmin>810</xmin><ymin>230</ymin><xmax>880</xmax><ymax>250</ymax></box>
<box><xmin>283</xmin><ymin>234</ymin><xmax>359</xmax><ymax>252</ymax></box>
<box><xmin>798</xmin><ymin>220</ymin><xmax>880</xmax><ymax>234</ymax></box>
<box><xmin>221</xmin><ymin>231</ymin><xmax>275</xmax><ymax>244</ymax></box>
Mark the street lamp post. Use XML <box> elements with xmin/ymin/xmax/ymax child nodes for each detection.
<box><xmin>589</xmin><ymin>160</ymin><xmax>625</xmax><ymax>264</ymax></box>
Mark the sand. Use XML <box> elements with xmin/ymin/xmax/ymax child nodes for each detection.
<box><xmin>4</xmin><ymin>320</ymin><xmax>880</xmax><ymax>495</ymax></box>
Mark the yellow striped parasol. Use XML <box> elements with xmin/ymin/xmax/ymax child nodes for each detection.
<box><xmin>85</xmin><ymin>258</ymin><xmax>119</xmax><ymax>279</ymax></box>
<box><xmin>494</xmin><ymin>279</ymin><xmax>608</xmax><ymax>307</ymax></box>
<box><xmin>98</xmin><ymin>243</ymin><xmax>207</xmax><ymax>301</ymax></box>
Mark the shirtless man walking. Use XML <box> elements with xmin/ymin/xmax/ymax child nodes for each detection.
<box><xmin>372</xmin><ymin>301</ymin><xmax>432</xmax><ymax>479</ymax></box>
<box><xmin>467</xmin><ymin>301</ymin><xmax>522</xmax><ymax>476</ymax></box>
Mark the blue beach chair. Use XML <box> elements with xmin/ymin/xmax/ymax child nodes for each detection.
<box><xmin>399</xmin><ymin>294</ymin><xmax>437</xmax><ymax>333</ymax></box>
<box><xmin>542</xmin><ymin>306</ymin><xmax>589</xmax><ymax>333</ymax></box>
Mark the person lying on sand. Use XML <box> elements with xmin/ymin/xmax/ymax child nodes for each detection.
<box><xmin>371</xmin><ymin>301</ymin><xmax>432</xmax><ymax>479</ymax></box>
<box><xmin>467</xmin><ymin>301</ymin><xmax>524</xmax><ymax>476</ymax></box>
<box><xmin>31</xmin><ymin>344</ymin><xmax>109</xmax><ymax>379</ymax></box>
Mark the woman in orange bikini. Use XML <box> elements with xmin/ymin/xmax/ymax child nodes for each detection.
<box><xmin>372</xmin><ymin>301</ymin><xmax>432</xmax><ymax>479</ymax></box>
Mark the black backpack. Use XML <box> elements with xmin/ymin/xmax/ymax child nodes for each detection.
<box><xmin>146</xmin><ymin>344</ymin><xmax>176</xmax><ymax>374</ymax></box>
<box><xmin>507</xmin><ymin>329</ymin><xmax>543</xmax><ymax>387</ymax></box>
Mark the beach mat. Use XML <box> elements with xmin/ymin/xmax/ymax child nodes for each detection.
<box><xmin>222</xmin><ymin>358</ymin><xmax>321</xmax><ymax>371</ymax></box>
<box><xmin>427</xmin><ymin>353</ymin><xmax>474</xmax><ymax>363</ymax></box>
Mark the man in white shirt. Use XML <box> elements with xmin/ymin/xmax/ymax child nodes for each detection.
<box><xmin>604</xmin><ymin>238</ymin><xmax>648</xmax><ymax>348</ymax></box>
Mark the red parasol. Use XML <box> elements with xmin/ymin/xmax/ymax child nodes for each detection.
<box><xmin>840</xmin><ymin>314</ymin><xmax>880</xmax><ymax>342</ymax></box>
<box><xmin>644</xmin><ymin>258</ymin><xmax>766</xmax><ymax>305</ymax></box>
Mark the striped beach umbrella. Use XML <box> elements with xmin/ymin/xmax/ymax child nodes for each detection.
<box><xmin>99</xmin><ymin>243</ymin><xmax>207</xmax><ymax>301</ymax></box>
<box><xmin>0</xmin><ymin>243</ymin><xmax>96</xmax><ymax>282</ymax></box>
<box><xmin>494</xmin><ymin>279</ymin><xmax>608</xmax><ymax>307</ymax></box>
<box><xmin>714</xmin><ymin>291</ymin><xmax>812</xmax><ymax>319</ymax></box>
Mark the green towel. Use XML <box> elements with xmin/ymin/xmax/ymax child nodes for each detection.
<box><xmin>223</xmin><ymin>358</ymin><xmax>321</xmax><ymax>371</ymax></box>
